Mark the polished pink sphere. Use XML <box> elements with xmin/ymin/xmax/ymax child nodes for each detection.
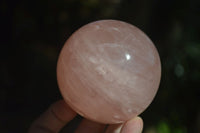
<box><xmin>57</xmin><ymin>20</ymin><xmax>161</xmax><ymax>124</ymax></box>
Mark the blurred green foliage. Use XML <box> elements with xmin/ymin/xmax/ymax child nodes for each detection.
<box><xmin>0</xmin><ymin>0</ymin><xmax>200</xmax><ymax>133</ymax></box>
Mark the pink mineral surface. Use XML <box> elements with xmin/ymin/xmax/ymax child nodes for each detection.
<box><xmin>57</xmin><ymin>20</ymin><xmax>161</xmax><ymax>124</ymax></box>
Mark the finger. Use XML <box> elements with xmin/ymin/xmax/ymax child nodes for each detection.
<box><xmin>120</xmin><ymin>117</ymin><xmax>143</xmax><ymax>133</ymax></box>
<box><xmin>105</xmin><ymin>123</ymin><xmax>123</xmax><ymax>133</ymax></box>
<box><xmin>75</xmin><ymin>119</ymin><xmax>106</xmax><ymax>133</ymax></box>
<box><xmin>29</xmin><ymin>100</ymin><xmax>77</xmax><ymax>133</ymax></box>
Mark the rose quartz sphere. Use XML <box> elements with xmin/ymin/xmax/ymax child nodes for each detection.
<box><xmin>57</xmin><ymin>20</ymin><xmax>161</xmax><ymax>124</ymax></box>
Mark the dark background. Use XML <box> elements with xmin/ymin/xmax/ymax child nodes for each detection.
<box><xmin>1</xmin><ymin>0</ymin><xmax>200</xmax><ymax>133</ymax></box>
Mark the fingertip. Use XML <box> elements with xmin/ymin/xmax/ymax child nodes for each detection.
<box><xmin>121</xmin><ymin>116</ymin><xmax>143</xmax><ymax>133</ymax></box>
<box><xmin>29</xmin><ymin>100</ymin><xmax>77</xmax><ymax>133</ymax></box>
<box><xmin>105</xmin><ymin>124</ymin><xmax>123</xmax><ymax>133</ymax></box>
<box><xmin>51</xmin><ymin>100</ymin><xmax>77</xmax><ymax>123</ymax></box>
<box><xmin>131</xmin><ymin>117</ymin><xmax>143</xmax><ymax>128</ymax></box>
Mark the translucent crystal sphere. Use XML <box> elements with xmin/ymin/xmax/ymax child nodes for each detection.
<box><xmin>57</xmin><ymin>20</ymin><xmax>161</xmax><ymax>124</ymax></box>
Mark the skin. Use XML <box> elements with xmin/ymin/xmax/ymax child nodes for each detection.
<box><xmin>28</xmin><ymin>100</ymin><xmax>143</xmax><ymax>133</ymax></box>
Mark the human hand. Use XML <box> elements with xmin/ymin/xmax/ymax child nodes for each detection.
<box><xmin>29</xmin><ymin>100</ymin><xmax>143</xmax><ymax>133</ymax></box>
